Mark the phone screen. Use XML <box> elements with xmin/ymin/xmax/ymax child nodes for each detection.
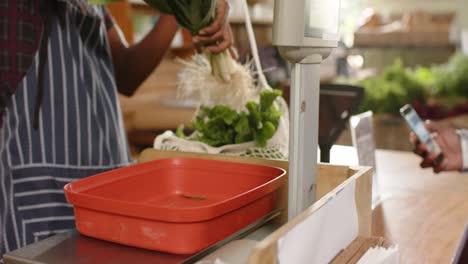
<box><xmin>405</xmin><ymin>109</ymin><xmax>432</xmax><ymax>144</ymax></box>
<box><xmin>400</xmin><ymin>104</ymin><xmax>441</xmax><ymax>155</ymax></box>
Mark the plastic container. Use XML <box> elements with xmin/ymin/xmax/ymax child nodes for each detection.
<box><xmin>64</xmin><ymin>158</ymin><xmax>285</xmax><ymax>254</ymax></box>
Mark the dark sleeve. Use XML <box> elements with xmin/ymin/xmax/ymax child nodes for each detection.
<box><xmin>0</xmin><ymin>0</ymin><xmax>42</xmax><ymax>117</ymax></box>
<box><xmin>101</xmin><ymin>6</ymin><xmax>116</xmax><ymax>31</ymax></box>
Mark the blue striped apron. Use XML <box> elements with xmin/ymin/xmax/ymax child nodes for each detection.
<box><xmin>0</xmin><ymin>1</ymin><xmax>132</xmax><ymax>259</ymax></box>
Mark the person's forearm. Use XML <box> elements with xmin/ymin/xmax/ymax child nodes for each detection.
<box><xmin>113</xmin><ymin>15</ymin><xmax>178</xmax><ymax>96</ymax></box>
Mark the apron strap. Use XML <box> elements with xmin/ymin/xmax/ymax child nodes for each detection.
<box><xmin>34</xmin><ymin>0</ymin><xmax>65</xmax><ymax>130</ymax></box>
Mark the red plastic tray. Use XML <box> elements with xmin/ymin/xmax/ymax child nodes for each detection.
<box><xmin>64</xmin><ymin>158</ymin><xmax>285</xmax><ymax>254</ymax></box>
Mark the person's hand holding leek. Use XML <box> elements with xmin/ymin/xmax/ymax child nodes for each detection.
<box><xmin>141</xmin><ymin>0</ymin><xmax>237</xmax><ymax>82</ymax></box>
<box><xmin>192</xmin><ymin>0</ymin><xmax>233</xmax><ymax>55</ymax></box>
<box><xmin>189</xmin><ymin>0</ymin><xmax>237</xmax><ymax>82</ymax></box>
<box><xmin>92</xmin><ymin>0</ymin><xmax>235</xmax><ymax>80</ymax></box>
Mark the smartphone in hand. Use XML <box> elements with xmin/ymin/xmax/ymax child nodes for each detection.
<box><xmin>400</xmin><ymin>104</ymin><xmax>442</xmax><ymax>156</ymax></box>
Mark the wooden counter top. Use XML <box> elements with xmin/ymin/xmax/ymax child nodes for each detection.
<box><xmin>331</xmin><ymin>146</ymin><xmax>468</xmax><ymax>264</ymax></box>
<box><xmin>331</xmin><ymin>147</ymin><xmax>468</xmax><ymax>263</ymax></box>
<box><xmin>373</xmin><ymin>150</ymin><xmax>467</xmax><ymax>263</ymax></box>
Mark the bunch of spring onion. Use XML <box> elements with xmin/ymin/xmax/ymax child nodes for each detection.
<box><xmin>91</xmin><ymin>0</ymin><xmax>257</xmax><ymax>111</ymax></box>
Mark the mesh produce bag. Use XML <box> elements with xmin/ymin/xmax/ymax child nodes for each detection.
<box><xmin>154</xmin><ymin>0</ymin><xmax>289</xmax><ymax>159</ymax></box>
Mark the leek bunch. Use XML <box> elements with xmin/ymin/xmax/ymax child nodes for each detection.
<box><xmin>90</xmin><ymin>0</ymin><xmax>237</xmax><ymax>82</ymax></box>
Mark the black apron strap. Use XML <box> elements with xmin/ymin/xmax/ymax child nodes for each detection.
<box><xmin>34</xmin><ymin>0</ymin><xmax>65</xmax><ymax>130</ymax></box>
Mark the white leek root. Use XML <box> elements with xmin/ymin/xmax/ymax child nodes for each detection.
<box><xmin>176</xmin><ymin>52</ymin><xmax>258</xmax><ymax>111</ymax></box>
<box><xmin>208</xmin><ymin>50</ymin><xmax>237</xmax><ymax>83</ymax></box>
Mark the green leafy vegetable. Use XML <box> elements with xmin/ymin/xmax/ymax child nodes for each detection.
<box><xmin>256</xmin><ymin>121</ymin><xmax>275</xmax><ymax>148</ymax></box>
<box><xmin>181</xmin><ymin>90</ymin><xmax>283</xmax><ymax>148</ymax></box>
<box><xmin>202</xmin><ymin>105</ymin><xmax>238</xmax><ymax>125</ymax></box>
<box><xmin>176</xmin><ymin>124</ymin><xmax>186</xmax><ymax>139</ymax></box>
<box><xmin>260</xmin><ymin>89</ymin><xmax>282</xmax><ymax>112</ymax></box>
<box><xmin>234</xmin><ymin>113</ymin><xmax>252</xmax><ymax>144</ymax></box>
<box><xmin>246</xmin><ymin>101</ymin><xmax>262</xmax><ymax>130</ymax></box>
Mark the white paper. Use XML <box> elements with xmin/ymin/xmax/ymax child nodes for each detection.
<box><xmin>462</xmin><ymin>31</ymin><xmax>468</xmax><ymax>56</ymax></box>
<box><xmin>357</xmin><ymin>247</ymin><xmax>399</xmax><ymax>264</ymax></box>
<box><xmin>277</xmin><ymin>180</ymin><xmax>358</xmax><ymax>264</ymax></box>
<box><xmin>349</xmin><ymin>111</ymin><xmax>381</xmax><ymax>205</ymax></box>
<box><xmin>197</xmin><ymin>239</ymin><xmax>258</xmax><ymax>264</ymax></box>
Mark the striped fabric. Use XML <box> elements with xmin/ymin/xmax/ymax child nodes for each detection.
<box><xmin>0</xmin><ymin>0</ymin><xmax>132</xmax><ymax>260</ymax></box>
<box><xmin>0</xmin><ymin>0</ymin><xmax>115</xmax><ymax>127</ymax></box>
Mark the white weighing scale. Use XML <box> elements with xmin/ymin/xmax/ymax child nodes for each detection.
<box><xmin>272</xmin><ymin>0</ymin><xmax>341</xmax><ymax>219</ymax></box>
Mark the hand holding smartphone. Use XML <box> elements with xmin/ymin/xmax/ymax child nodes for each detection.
<box><xmin>400</xmin><ymin>104</ymin><xmax>444</xmax><ymax>163</ymax></box>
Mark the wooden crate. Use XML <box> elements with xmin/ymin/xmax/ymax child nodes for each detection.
<box><xmin>139</xmin><ymin>149</ymin><xmax>373</xmax><ymax>260</ymax></box>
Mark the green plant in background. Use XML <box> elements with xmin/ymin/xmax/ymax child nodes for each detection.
<box><xmin>357</xmin><ymin>59</ymin><xmax>428</xmax><ymax>114</ymax></box>
<box><xmin>178</xmin><ymin>90</ymin><xmax>283</xmax><ymax>147</ymax></box>
<box><xmin>432</xmin><ymin>52</ymin><xmax>468</xmax><ymax>97</ymax></box>
<box><xmin>354</xmin><ymin>52</ymin><xmax>468</xmax><ymax>115</ymax></box>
